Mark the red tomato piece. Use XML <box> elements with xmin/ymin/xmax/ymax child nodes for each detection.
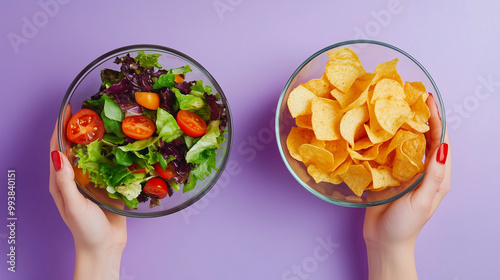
<box><xmin>127</xmin><ymin>163</ymin><xmax>146</xmax><ymax>173</ymax></box>
<box><xmin>176</xmin><ymin>110</ymin><xmax>207</xmax><ymax>137</ymax></box>
<box><xmin>122</xmin><ymin>115</ymin><xmax>156</xmax><ymax>140</ymax></box>
<box><xmin>143</xmin><ymin>178</ymin><xmax>169</xmax><ymax>199</ymax></box>
<box><xmin>154</xmin><ymin>162</ymin><xmax>177</xmax><ymax>180</ymax></box>
<box><xmin>66</xmin><ymin>109</ymin><xmax>105</xmax><ymax>145</ymax></box>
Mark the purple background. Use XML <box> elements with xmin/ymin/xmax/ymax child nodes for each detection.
<box><xmin>1</xmin><ymin>0</ymin><xmax>499</xmax><ymax>279</ymax></box>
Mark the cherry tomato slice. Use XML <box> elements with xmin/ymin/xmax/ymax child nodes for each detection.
<box><xmin>143</xmin><ymin>178</ymin><xmax>169</xmax><ymax>199</ymax></box>
<box><xmin>122</xmin><ymin>115</ymin><xmax>156</xmax><ymax>140</ymax></box>
<box><xmin>176</xmin><ymin>110</ymin><xmax>207</xmax><ymax>137</ymax></box>
<box><xmin>66</xmin><ymin>109</ymin><xmax>105</xmax><ymax>145</ymax></box>
<box><xmin>127</xmin><ymin>163</ymin><xmax>146</xmax><ymax>173</ymax></box>
<box><xmin>135</xmin><ymin>92</ymin><xmax>160</xmax><ymax>110</ymax></box>
<box><xmin>154</xmin><ymin>162</ymin><xmax>177</xmax><ymax>180</ymax></box>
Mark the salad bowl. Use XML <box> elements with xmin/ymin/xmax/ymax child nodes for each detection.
<box><xmin>58</xmin><ymin>45</ymin><xmax>232</xmax><ymax>218</ymax></box>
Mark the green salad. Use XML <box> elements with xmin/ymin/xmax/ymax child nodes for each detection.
<box><xmin>66</xmin><ymin>51</ymin><xmax>227</xmax><ymax>208</ymax></box>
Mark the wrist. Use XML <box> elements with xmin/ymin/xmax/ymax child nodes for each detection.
<box><xmin>365</xmin><ymin>241</ymin><xmax>417</xmax><ymax>280</ymax></box>
<box><xmin>74</xmin><ymin>244</ymin><xmax>124</xmax><ymax>280</ymax></box>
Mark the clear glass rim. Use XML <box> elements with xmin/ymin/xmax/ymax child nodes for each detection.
<box><xmin>57</xmin><ymin>44</ymin><xmax>233</xmax><ymax>217</ymax></box>
<box><xmin>275</xmin><ymin>39</ymin><xmax>446</xmax><ymax>208</ymax></box>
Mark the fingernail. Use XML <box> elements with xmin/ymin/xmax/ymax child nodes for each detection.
<box><xmin>51</xmin><ymin>150</ymin><xmax>62</xmax><ymax>171</ymax></box>
<box><xmin>436</xmin><ymin>143</ymin><xmax>448</xmax><ymax>165</ymax></box>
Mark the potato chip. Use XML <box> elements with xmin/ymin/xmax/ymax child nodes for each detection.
<box><xmin>371</xmin><ymin>78</ymin><xmax>405</xmax><ymax>103</ymax></box>
<box><xmin>339</xmin><ymin>164</ymin><xmax>372</xmax><ymax>197</ymax></box>
<box><xmin>298</xmin><ymin>144</ymin><xmax>335</xmax><ymax>172</ymax></box>
<box><xmin>347</xmin><ymin>143</ymin><xmax>381</xmax><ymax>161</ymax></box>
<box><xmin>307</xmin><ymin>164</ymin><xmax>341</xmax><ymax>184</ymax></box>
<box><xmin>325</xmin><ymin>139</ymin><xmax>349</xmax><ymax>171</ymax></box>
<box><xmin>371</xmin><ymin>58</ymin><xmax>403</xmax><ymax>86</ymax></box>
<box><xmin>340</xmin><ymin>105</ymin><xmax>369</xmax><ymax>145</ymax></box>
<box><xmin>325</xmin><ymin>48</ymin><xmax>366</xmax><ymax>93</ymax></box>
<box><xmin>331</xmin><ymin>73</ymin><xmax>374</xmax><ymax>108</ymax></box>
<box><xmin>353</xmin><ymin>137</ymin><xmax>373</xmax><ymax>150</ymax></box>
<box><xmin>286</xmin><ymin>127</ymin><xmax>315</xmax><ymax>161</ymax></box>
<box><xmin>363</xmin><ymin>163</ymin><xmax>400</xmax><ymax>190</ymax></box>
<box><xmin>403</xmin><ymin>94</ymin><xmax>430</xmax><ymax>133</ymax></box>
<box><xmin>295</xmin><ymin>114</ymin><xmax>313</xmax><ymax>129</ymax></box>
<box><xmin>375</xmin><ymin>129</ymin><xmax>417</xmax><ymax>164</ymax></box>
<box><xmin>364</xmin><ymin>124</ymin><xmax>393</xmax><ymax>144</ymax></box>
<box><xmin>303</xmin><ymin>73</ymin><xmax>333</xmax><ymax>98</ymax></box>
<box><xmin>310</xmin><ymin>136</ymin><xmax>326</xmax><ymax>149</ymax></box>
<box><xmin>330</xmin><ymin>157</ymin><xmax>353</xmax><ymax>178</ymax></box>
<box><xmin>287</xmin><ymin>85</ymin><xmax>316</xmax><ymax>117</ymax></box>
<box><xmin>403</xmin><ymin>81</ymin><xmax>427</xmax><ymax>106</ymax></box>
<box><xmin>392</xmin><ymin>145</ymin><xmax>421</xmax><ymax>182</ymax></box>
<box><xmin>374</xmin><ymin>99</ymin><xmax>413</xmax><ymax>135</ymax></box>
<box><xmin>401</xmin><ymin>132</ymin><xmax>426</xmax><ymax>170</ymax></box>
<box><xmin>340</xmin><ymin>87</ymin><xmax>370</xmax><ymax>113</ymax></box>
<box><xmin>311</xmin><ymin>98</ymin><xmax>342</xmax><ymax>140</ymax></box>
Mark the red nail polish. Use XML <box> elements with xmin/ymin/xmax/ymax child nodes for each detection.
<box><xmin>436</xmin><ymin>143</ymin><xmax>448</xmax><ymax>165</ymax></box>
<box><xmin>51</xmin><ymin>151</ymin><xmax>62</xmax><ymax>171</ymax></box>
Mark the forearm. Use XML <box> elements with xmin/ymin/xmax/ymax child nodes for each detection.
<box><xmin>366</xmin><ymin>241</ymin><xmax>418</xmax><ymax>280</ymax></box>
<box><xmin>74</xmin><ymin>245</ymin><xmax>124</xmax><ymax>280</ymax></box>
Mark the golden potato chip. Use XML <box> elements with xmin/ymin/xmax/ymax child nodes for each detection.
<box><xmin>364</xmin><ymin>124</ymin><xmax>393</xmax><ymax>144</ymax></box>
<box><xmin>371</xmin><ymin>78</ymin><xmax>405</xmax><ymax>103</ymax></box>
<box><xmin>375</xmin><ymin>129</ymin><xmax>417</xmax><ymax>164</ymax></box>
<box><xmin>339</xmin><ymin>164</ymin><xmax>372</xmax><ymax>197</ymax></box>
<box><xmin>353</xmin><ymin>137</ymin><xmax>373</xmax><ymax>150</ymax></box>
<box><xmin>303</xmin><ymin>73</ymin><xmax>333</xmax><ymax>98</ymax></box>
<box><xmin>374</xmin><ymin>99</ymin><xmax>413</xmax><ymax>135</ymax></box>
<box><xmin>310</xmin><ymin>136</ymin><xmax>326</xmax><ymax>149</ymax></box>
<box><xmin>311</xmin><ymin>98</ymin><xmax>342</xmax><ymax>140</ymax></box>
<box><xmin>325</xmin><ymin>48</ymin><xmax>366</xmax><ymax>93</ymax></box>
<box><xmin>403</xmin><ymin>81</ymin><xmax>427</xmax><ymax>106</ymax></box>
<box><xmin>331</xmin><ymin>73</ymin><xmax>374</xmax><ymax>108</ymax></box>
<box><xmin>331</xmin><ymin>157</ymin><xmax>353</xmax><ymax>177</ymax></box>
<box><xmin>286</xmin><ymin>127</ymin><xmax>315</xmax><ymax>161</ymax></box>
<box><xmin>371</xmin><ymin>58</ymin><xmax>403</xmax><ymax>86</ymax></box>
<box><xmin>401</xmin><ymin>132</ymin><xmax>426</xmax><ymax>169</ymax></box>
<box><xmin>392</xmin><ymin>145</ymin><xmax>421</xmax><ymax>182</ymax></box>
<box><xmin>347</xmin><ymin>143</ymin><xmax>381</xmax><ymax>161</ymax></box>
<box><xmin>403</xmin><ymin>94</ymin><xmax>430</xmax><ymax>133</ymax></box>
<box><xmin>363</xmin><ymin>163</ymin><xmax>400</xmax><ymax>190</ymax></box>
<box><xmin>340</xmin><ymin>87</ymin><xmax>370</xmax><ymax>113</ymax></box>
<box><xmin>307</xmin><ymin>164</ymin><xmax>342</xmax><ymax>184</ymax></box>
<box><xmin>340</xmin><ymin>105</ymin><xmax>369</xmax><ymax>145</ymax></box>
<box><xmin>287</xmin><ymin>85</ymin><xmax>316</xmax><ymax>117</ymax></box>
<box><xmin>325</xmin><ymin>139</ymin><xmax>349</xmax><ymax>171</ymax></box>
<box><xmin>295</xmin><ymin>114</ymin><xmax>312</xmax><ymax>129</ymax></box>
<box><xmin>299</xmin><ymin>144</ymin><xmax>335</xmax><ymax>172</ymax></box>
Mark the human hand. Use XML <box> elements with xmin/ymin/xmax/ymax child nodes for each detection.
<box><xmin>363</xmin><ymin>94</ymin><xmax>451</xmax><ymax>280</ymax></box>
<box><xmin>49</xmin><ymin>105</ymin><xmax>127</xmax><ymax>280</ymax></box>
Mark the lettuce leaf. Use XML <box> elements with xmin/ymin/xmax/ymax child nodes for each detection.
<box><xmin>183</xmin><ymin>121</ymin><xmax>224</xmax><ymax>192</ymax></box>
<box><xmin>173</xmin><ymin>88</ymin><xmax>205</xmax><ymax>111</ymax></box>
<box><xmin>156</xmin><ymin>108</ymin><xmax>183</xmax><ymax>142</ymax></box>
<box><xmin>134</xmin><ymin>51</ymin><xmax>162</xmax><ymax>69</ymax></box>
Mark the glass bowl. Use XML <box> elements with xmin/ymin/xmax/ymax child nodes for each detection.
<box><xmin>57</xmin><ymin>44</ymin><xmax>232</xmax><ymax>217</ymax></box>
<box><xmin>275</xmin><ymin>40</ymin><xmax>445</xmax><ymax>207</ymax></box>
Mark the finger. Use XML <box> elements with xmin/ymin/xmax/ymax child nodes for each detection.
<box><xmin>430</xmin><ymin>130</ymin><xmax>451</xmax><ymax>212</ymax></box>
<box><xmin>425</xmin><ymin>94</ymin><xmax>443</xmax><ymax>152</ymax></box>
<box><xmin>412</xmin><ymin>132</ymin><xmax>449</xmax><ymax>207</ymax></box>
<box><xmin>51</xmin><ymin>150</ymin><xmax>87</xmax><ymax>210</ymax></box>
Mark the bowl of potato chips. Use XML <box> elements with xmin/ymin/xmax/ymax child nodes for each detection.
<box><xmin>276</xmin><ymin>40</ymin><xmax>445</xmax><ymax>207</ymax></box>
